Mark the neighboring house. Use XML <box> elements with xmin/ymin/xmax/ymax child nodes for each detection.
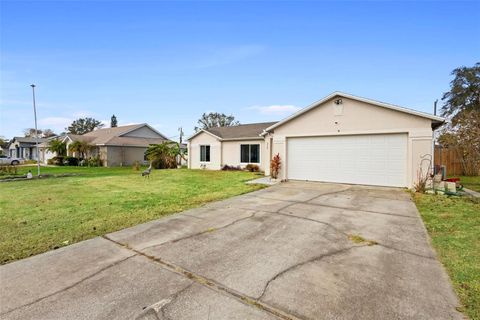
<box><xmin>38</xmin><ymin>137</ymin><xmax>59</xmax><ymax>164</ymax></box>
<box><xmin>188</xmin><ymin>122</ymin><xmax>276</xmax><ymax>172</ymax></box>
<box><xmin>188</xmin><ymin>92</ymin><xmax>445</xmax><ymax>188</ymax></box>
<box><xmin>61</xmin><ymin>123</ymin><xmax>169</xmax><ymax>166</ymax></box>
<box><xmin>8</xmin><ymin>137</ymin><xmax>49</xmax><ymax>160</ymax></box>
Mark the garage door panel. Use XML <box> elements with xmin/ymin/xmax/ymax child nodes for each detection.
<box><xmin>287</xmin><ymin>134</ymin><xmax>407</xmax><ymax>187</ymax></box>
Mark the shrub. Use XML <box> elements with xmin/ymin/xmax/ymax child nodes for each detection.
<box><xmin>221</xmin><ymin>165</ymin><xmax>242</xmax><ymax>171</ymax></box>
<box><xmin>50</xmin><ymin>156</ymin><xmax>65</xmax><ymax>166</ymax></box>
<box><xmin>132</xmin><ymin>161</ymin><xmax>141</xmax><ymax>171</ymax></box>
<box><xmin>64</xmin><ymin>156</ymin><xmax>79</xmax><ymax>166</ymax></box>
<box><xmin>270</xmin><ymin>153</ymin><xmax>281</xmax><ymax>179</ymax></box>
<box><xmin>0</xmin><ymin>165</ymin><xmax>18</xmax><ymax>176</ymax></box>
<box><xmin>87</xmin><ymin>156</ymin><xmax>102</xmax><ymax>167</ymax></box>
<box><xmin>245</xmin><ymin>164</ymin><xmax>260</xmax><ymax>172</ymax></box>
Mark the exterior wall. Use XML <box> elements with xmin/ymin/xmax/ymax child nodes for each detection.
<box><xmin>188</xmin><ymin>132</ymin><xmax>222</xmax><ymax>170</ymax></box>
<box><xmin>39</xmin><ymin>147</ymin><xmax>56</xmax><ymax>164</ymax></box>
<box><xmin>222</xmin><ymin>139</ymin><xmax>266</xmax><ymax>171</ymax></box>
<box><xmin>8</xmin><ymin>141</ymin><xmax>39</xmax><ymax>160</ymax></box>
<box><xmin>105</xmin><ymin>146</ymin><xmax>147</xmax><ymax>166</ymax></box>
<box><xmin>123</xmin><ymin>126</ymin><xmax>163</xmax><ymax>138</ymax></box>
<box><xmin>268</xmin><ymin>97</ymin><xmax>434</xmax><ymax>188</ymax></box>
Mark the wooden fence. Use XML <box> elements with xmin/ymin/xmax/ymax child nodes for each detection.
<box><xmin>434</xmin><ymin>146</ymin><xmax>463</xmax><ymax>176</ymax></box>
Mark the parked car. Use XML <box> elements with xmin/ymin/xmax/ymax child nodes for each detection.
<box><xmin>0</xmin><ymin>155</ymin><xmax>23</xmax><ymax>165</ymax></box>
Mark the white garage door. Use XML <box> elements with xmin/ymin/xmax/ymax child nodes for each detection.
<box><xmin>287</xmin><ymin>134</ymin><xmax>407</xmax><ymax>187</ymax></box>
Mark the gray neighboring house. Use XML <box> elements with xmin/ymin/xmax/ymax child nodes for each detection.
<box><xmin>61</xmin><ymin>123</ymin><xmax>170</xmax><ymax>166</ymax></box>
<box><xmin>8</xmin><ymin>137</ymin><xmax>49</xmax><ymax>160</ymax></box>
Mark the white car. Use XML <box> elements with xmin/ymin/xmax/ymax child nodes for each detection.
<box><xmin>0</xmin><ymin>155</ymin><xmax>23</xmax><ymax>165</ymax></box>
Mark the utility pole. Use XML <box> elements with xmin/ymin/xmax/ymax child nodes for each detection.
<box><xmin>31</xmin><ymin>84</ymin><xmax>41</xmax><ymax>177</ymax></box>
<box><xmin>178</xmin><ymin>127</ymin><xmax>184</xmax><ymax>145</ymax></box>
<box><xmin>178</xmin><ymin>127</ymin><xmax>184</xmax><ymax>167</ymax></box>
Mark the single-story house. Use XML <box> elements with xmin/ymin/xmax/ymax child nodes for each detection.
<box><xmin>187</xmin><ymin>122</ymin><xmax>276</xmax><ymax>171</ymax></box>
<box><xmin>8</xmin><ymin>137</ymin><xmax>49</xmax><ymax>160</ymax></box>
<box><xmin>188</xmin><ymin>92</ymin><xmax>445</xmax><ymax>188</ymax></box>
<box><xmin>61</xmin><ymin>123</ymin><xmax>170</xmax><ymax>166</ymax></box>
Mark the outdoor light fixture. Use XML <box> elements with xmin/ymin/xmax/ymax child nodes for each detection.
<box><xmin>334</xmin><ymin>99</ymin><xmax>343</xmax><ymax>105</ymax></box>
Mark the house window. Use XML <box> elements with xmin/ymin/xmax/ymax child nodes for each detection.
<box><xmin>200</xmin><ymin>145</ymin><xmax>210</xmax><ymax>162</ymax></box>
<box><xmin>240</xmin><ymin>144</ymin><xmax>260</xmax><ymax>163</ymax></box>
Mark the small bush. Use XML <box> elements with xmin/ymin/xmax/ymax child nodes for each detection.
<box><xmin>50</xmin><ymin>156</ymin><xmax>65</xmax><ymax>166</ymax></box>
<box><xmin>0</xmin><ymin>165</ymin><xmax>18</xmax><ymax>176</ymax></box>
<box><xmin>87</xmin><ymin>156</ymin><xmax>102</xmax><ymax>167</ymax></box>
<box><xmin>222</xmin><ymin>165</ymin><xmax>242</xmax><ymax>171</ymax></box>
<box><xmin>245</xmin><ymin>164</ymin><xmax>260</xmax><ymax>172</ymax></box>
<box><xmin>270</xmin><ymin>153</ymin><xmax>281</xmax><ymax>179</ymax></box>
<box><xmin>64</xmin><ymin>156</ymin><xmax>79</xmax><ymax>166</ymax></box>
<box><xmin>132</xmin><ymin>161</ymin><xmax>141</xmax><ymax>171</ymax></box>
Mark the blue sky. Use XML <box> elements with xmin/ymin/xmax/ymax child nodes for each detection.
<box><xmin>1</xmin><ymin>1</ymin><xmax>479</xmax><ymax>140</ymax></box>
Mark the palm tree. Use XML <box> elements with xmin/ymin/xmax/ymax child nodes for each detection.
<box><xmin>68</xmin><ymin>141</ymin><xmax>94</xmax><ymax>159</ymax></box>
<box><xmin>47</xmin><ymin>140</ymin><xmax>67</xmax><ymax>157</ymax></box>
<box><xmin>145</xmin><ymin>141</ymin><xmax>179</xmax><ymax>169</ymax></box>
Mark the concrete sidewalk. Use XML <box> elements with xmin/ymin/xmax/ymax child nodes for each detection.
<box><xmin>0</xmin><ymin>182</ymin><xmax>463</xmax><ymax>320</ymax></box>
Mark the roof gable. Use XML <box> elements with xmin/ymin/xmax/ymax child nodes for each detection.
<box><xmin>77</xmin><ymin>123</ymin><xmax>168</xmax><ymax>146</ymax></box>
<box><xmin>264</xmin><ymin>92</ymin><xmax>445</xmax><ymax>133</ymax></box>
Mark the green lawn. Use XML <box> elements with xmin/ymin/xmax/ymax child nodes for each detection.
<box><xmin>0</xmin><ymin>167</ymin><xmax>264</xmax><ymax>264</ymax></box>
<box><xmin>414</xmin><ymin>193</ymin><xmax>480</xmax><ymax>319</ymax></box>
<box><xmin>458</xmin><ymin>176</ymin><xmax>480</xmax><ymax>193</ymax></box>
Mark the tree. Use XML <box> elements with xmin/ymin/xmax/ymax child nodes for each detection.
<box><xmin>194</xmin><ymin>112</ymin><xmax>240</xmax><ymax>131</ymax></box>
<box><xmin>47</xmin><ymin>140</ymin><xmax>67</xmax><ymax>157</ymax></box>
<box><xmin>68</xmin><ymin>141</ymin><xmax>94</xmax><ymax>159</ymax></box>
<box><xmin>110</xmin><ymin>115</ymin><xmax>118</xmax><ymax>128</ymax></box>
<box><xmin>439</xmin><ymin>110</ymin><xmax>480</xmax><ymax>176</ymax></box>
<box><xmin>145</xmin><ymin>141</ymin><xmax>180</xmax><ymax>169</ymax></box>
<box><xmin>441</xmin><ymin>62</ymin><xmax>480</xmax><ymax>124</ymax></box>
<box><xmin>24</xmin><ymin>128</ymin><xmax>42</xmax><ymax>137</ymax></box>
<box><xmin>66</xmin><ymin>117</ymin><xmax>104</xmax><ymax>135</ymax></box>
<box><xmin>42</xmin><ymin>129</ymin><xmax>56</xmax><ymax>138</ymax></box>
<box><xmin>439</xmin><ymin>62</ymin><xmax>480</xmax><ymax>176</ymax></box>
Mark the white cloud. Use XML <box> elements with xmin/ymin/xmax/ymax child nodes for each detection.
<box><xmin>38</xmin><ymin>117</ymin><xmax>72</xmax><ymax>128</ymax></box>
<box><xmin>248</xmin><ymin>105</ymin><xmax>301</xmax><ymax>116</ymax></box>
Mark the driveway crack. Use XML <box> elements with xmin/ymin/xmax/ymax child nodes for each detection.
<box><xmin>102</xmin><ymin>236</ymin><xmax>302</xmax><ymax>320</ymax></box>
<box><xmin>256</xmin><ymin>245</ymin><xmax>364</xmax><ymax>301</ymax></box>
<box><xmin>139</xmin><ymin>212</ymin><xmax>258</xmax><ymax>251</ymax></box>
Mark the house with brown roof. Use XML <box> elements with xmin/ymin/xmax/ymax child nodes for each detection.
<box><xmin>62</xmin><ymin>123</ymin><xmax>169</xmax><ymax>166</ymax></box>
<box><xmin>187</xmin><ymin>92</ymin><xmax>445</xmax><ymax>188</ymax></box>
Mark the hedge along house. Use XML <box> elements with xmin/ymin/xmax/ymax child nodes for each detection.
<box><xmin>188</xmin><ymin>92</ymin><xmax>444</xmax><ymax>188</ymax></box>
<box><xmin>61</xmin><ymin>123</ymin><xmax>169</xmax><ymax>166</ymax></box>
<box><xmin>187</xmin><ymin>122</ymin><xmax>277</xmax><ymax>171</ymax></box>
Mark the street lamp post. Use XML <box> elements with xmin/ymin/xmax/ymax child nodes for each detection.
<box><xmin>31</xmin><ymin>84</ymin><xmax>40</xmax><ymax>177</ymax></box>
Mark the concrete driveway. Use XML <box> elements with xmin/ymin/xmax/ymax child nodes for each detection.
<box><xmin>0</xmin><ymin>181</ymin><xmax>463</xmax><ymax>320</ymax></box>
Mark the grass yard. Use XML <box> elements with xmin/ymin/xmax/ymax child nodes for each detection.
<box><xmin>414</xmin><ymin>193</ymin><xmax>480</xmax><ymax>319</ymax></box>
<box><xmin>0</xmin><ymin>167</ymin><xmax>264</xmax><ymax>264</ymax></box>
<box><xmin>458</xmin><ymin>176</ymin><xmax>480</xmax><ymax>193</ymax></box>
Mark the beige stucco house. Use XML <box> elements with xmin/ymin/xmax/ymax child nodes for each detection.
<box><xmin>62</xmin><ymin>123</ymin><xmax>169</xmax><ymax>166</ymax></box>
<box><xmin>188</xmin><ymin>92</ymin><xmax>444</xmax><ymax>188</ymax></box>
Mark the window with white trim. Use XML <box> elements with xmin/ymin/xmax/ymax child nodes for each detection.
<box><xmin>200</xmin><ymin>145</ymin><xmax>210</xmax><ymax>162</ymax></box>
<box><xmin>240</xmin><ymin>144</ymin><xmax>260</xmax><ymax>163</ymax></box>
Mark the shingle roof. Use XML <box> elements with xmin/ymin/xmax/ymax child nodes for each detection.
<box><xmin>12</xmin><ymin>137</ymin><xmax>49</xmax><ymax>144</ymax></box>
<box><xmin>202</xmin><ymin>122</ymin><xmax>277</xmax><ymax>140</ymax></box>
<box><xmin>66</xmin><ymin>124</ymin><xmax>168</xmax><ymax>146</ymax></box>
